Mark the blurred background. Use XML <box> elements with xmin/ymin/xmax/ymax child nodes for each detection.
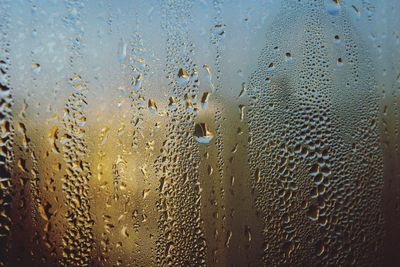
<box><xmin>0</xmin><ymin>0</ymin><xmax>399</xmax><ymax>266</ymax></box>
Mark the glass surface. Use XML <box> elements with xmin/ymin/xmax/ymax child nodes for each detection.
<box><xmin>0</xmin><ymin>0</ymin><xmax>399</xmax><ymax>266</ymax></box>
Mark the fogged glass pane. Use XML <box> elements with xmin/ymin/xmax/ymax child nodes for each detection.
<box><xmin>0</xmin><ymin>0</ymin><xmax>399</xmax><ymax>266</ymax></box>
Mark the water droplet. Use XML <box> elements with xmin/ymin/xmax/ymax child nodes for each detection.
<box><xmin>117</xmin><ymin>38</ymin><xmax>127</xmax><ymax>63</ymax></box>
<box><xmin>326</xmin><ymin>0</ymin><xmax>341</xmax><ymax>15</ymax></box>
<box><xmin>148</xmin><ymin>98</ymin><xmax>158</xmax><ymax>114</ymax></box>
<box><xmin>238</xmin><ymin>82</ymin><xmax>246</xmax><ymax>97</ymax></box>
<box><xmin>201</xmin><ymin>92</ymin><xmax>210</xmax><ymax>109</ymax></box>
<box><xmin>285</xmin><ymin>52</ymin><xmax>293</xmax><ymax>62</ymax></box>
<box><xmin>177</xmin><ymin>68</ymin><xmax>190</xmax><ymax>86</ymax></box>
<box><xmin>194</xmin><ymin>123</ymin><xmax>214</xmax><ymax>144</ymax></box>
<box><xmin>168</xmin><ymin>96</ymin><xmax>178</xmax><ymax>110</ymax></box>
<box><xmin>32</xmin><ymin>63</ymin><xmax>41</xmax><ymax>75</ymax></box>
<box><xmin>213</xmin><ymin>24</ymin><xmax>226</xmax><ymax>36</ymax></box>
<box><xmin>351</xmin><ymin>5</ymin><xmax>361</xmax><ymax>19</ymax></box>
<box><xmin>334</xmin><ymin>34</ymin><xmax>341</xmax><ymax>44</ymax></box>
<box><xmin>337</xmin><ymin>57</ymin><xmax>343</xmax><ymax>66</ymax></box>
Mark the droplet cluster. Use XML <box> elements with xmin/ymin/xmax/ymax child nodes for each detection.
<box><xmin>129</xmin><ymin>32</ymin><xmax>147</xmax><ymax>150</ymax></box>
<box><xmin>59</xmin><ymin>1</ymin><xmax>93</xmax><ymax>265</ymax></box>
<box><xmin>61</xmin><ymin>74</ymin><xmax>94</xmax><ymax>267</ymax></box>
<box><xmin>247</xmin><ymin>1</ymin><xmax>384</xmax><ymax>266</ymax></box>
<box><xmin>155</xmin><ymin>1</ymin><xmax>207</xmax><ymax>266</ymax></box>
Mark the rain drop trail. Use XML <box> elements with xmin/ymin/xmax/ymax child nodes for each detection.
<box><xmin>129</xmin><ymin>31</ymin><xmax>146</xmax><ymax>150</ymax></box>
<box><xmin>155</xmin><ymin>0</ymin><xmax>206</xmax><ymax>266</ymax></box>
<box><xmin>0</xmin><ymin>1</ymin><xmax>15</xmax><ymax>266</ymax></box>
<box><xmin>60</xmin><ymin>1</ymin><xmax>93</xmax><ymax>266</ymax></box>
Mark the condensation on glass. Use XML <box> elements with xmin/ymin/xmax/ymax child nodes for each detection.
<box><xmin>0</xmin><ymin>0</ymin><xmax>399</xmax><ymax>266</ymax></box>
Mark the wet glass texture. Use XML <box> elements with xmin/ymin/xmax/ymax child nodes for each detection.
<box><xmin>0</xmin><ymin>0</ymin><xmax>400</xmax><ymax>266</ymax></box>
